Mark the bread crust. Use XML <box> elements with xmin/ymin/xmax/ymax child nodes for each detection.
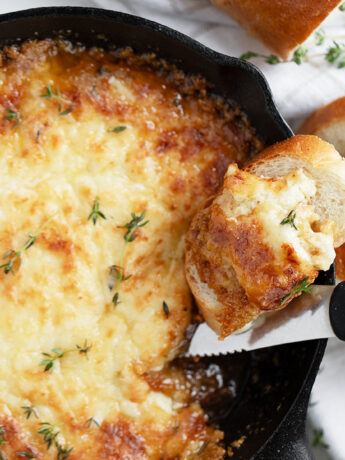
<box><xmin>245</xmin><ymin>134</ymin><xmax>344</xmax><ymax>172</ymax></box>
<box><xmin>211</xmin><ymin>0</ymin><xmax>339</xmax><ymax>59</ymax></box>
<box><xmin>299</xmin><ymin>96</ymin><xmax>345</xmax><ymax>135</ymax></box>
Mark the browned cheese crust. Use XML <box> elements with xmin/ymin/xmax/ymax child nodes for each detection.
<box><xmin>211</xmin><ymin>0</ymin><xmax>339</xmax><ymax>59</ymax></box>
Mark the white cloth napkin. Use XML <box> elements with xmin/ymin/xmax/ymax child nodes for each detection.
<box><xmin>1</xmin><ymin>1</ymin><xmax>344</xmax><ymax>458</ymax></box>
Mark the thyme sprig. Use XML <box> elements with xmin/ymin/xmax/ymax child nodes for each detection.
<box><xmin>88</xmin><ymin>198</ymin><xmax>106</xmax><ymax>225</ymax></box>
<box><xmin>40</xmin><ymin>83</ymin><xmax>74</xmax><ymax>116</ymax></box>
<box><xmin>280</xmin><ymin>210</ymin><xmax>297</xmax><ymax>230</ymax></box>
<box><xmin>120</xmin><ymin>211</ymin><xmax>149</xmax><ymax>243</ymax></box>
<box><xmin>241</xmin><ymin>31</ymin><xmax>345</xmax><ymax>68</ymax></box>
<box><xmin>56</xmin><ymin>443</ymin><xmax>73</xmax><ymax>460</ymax></box>
<box><xmin>4</xmin><ymin>108</ymin><xmax>20</xmax><ymax>129</ymax></box>
<box><xmin>280</xmin><ymin>277</ymin><xmax>312</xmax><ymax>306</ymax></box>
<box><xmin>312</xmin><ymin>429</ymin><xmax>329</xmax><ymax>448</ymax></box>
<box><xmin>40</xmin><ymin>340</ymin><xmax>91</xmax><ymax>373</ymax></box>
<box><xmin>0</xmin><ymin>214</ymin><xmax>57</xmax><ymax>275</ymax></box>
<box><xmin>38</xmin><ymin>424</ymin><xmax>73</xmax><ymax>458</ymax></box>
<box><xmin>16</xmin><ymin>452</ymin><xmax>36</xmax><ymax>458</ymax></box>
<box><xmin>21</xmin><ymin>405</ymin><xmax>39</xmax><ymax>420</ymax></box>
<box><xmin>38</xmin><ymin>423</ymin><xmax>59</xmax><ymax>450</ymax></box>
<box><xmin>111</xmin><ymin>211</ymin><xmax>149</xmax><ymax>306</ymax></box>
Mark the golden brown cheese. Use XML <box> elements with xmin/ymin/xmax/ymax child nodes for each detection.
<box><xmin>0</xmin><ymin>39</ymin><xmax>260</xmax><ymax>459</ymax></box>
<box><xmin>186</xmin><ymin>164</ymin><xmax>335</xmax><ymax>338</ymax></box>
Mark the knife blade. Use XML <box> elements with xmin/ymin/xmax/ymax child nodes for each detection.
<box><xmin>187</xmin><ymin>283</ymin><xmax>345</xmax><ymax>356</ymax></box>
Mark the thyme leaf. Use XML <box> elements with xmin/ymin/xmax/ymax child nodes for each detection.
<box><xmin>16</xmin><ymin>452</ymin><xmax>36</xmax><ymax>458</ymax></box>
<box><xmin>312</xmin><ymin>429</ymin><xmax>329</xmax><ymax>448</ymax></box>
<box><xmin>108</xmin><ymin>126</ymin><xmax>127</xmax><ymax>133</ymax></box>
<box><xmin>4</xmin><ymin>108</ymin><xmax>20</xmax><ymax>128</ymax></box>
<box><xmin>315</xmin><ymin>30</ymin><xmax>325</xmax><ymax>46</ymax></box>
<box><xmin>0</xmin><ymin>427</ymin><xmax>6</xmax><ymax>446</ymax></box>
<box><xmin>280</xmin><ymin>210</ymin><xmax>297</xmax><ymax>230</ymax></box>
<box><xmin>21</xmin><ymin>405</ymin><xmax>39</xmax><ymax>420</ymax></box>
<box><xmin>325</xmin><ymin>41</ymin><xmax>344</xmax><ymax>63</ymax></box>
<box><xmin>41</xmin><ymin>84</ymin><xmax>74</xmax><ymax>116</ymax></box>
<box><xmin>163</xmin><ymin>301</ymin><xmax>169</xmax><ymax>318</ymax></box>
<box><xmin>88</xmin><ymin>198</ymin><xmax>106</xmax><ymax>225</ymax></box>
<box><xmin>0</xmin><ymin>214</ymin><xmax>56</xmax><ymax>275</ymax></box>
<box><xmin>86</xmin><ymin>416</ymin><xmax>100</xmax><ymax>428</ymax></box>
<box><xmin>339</xmin><ymin>2</ymin><xmax>345</xmax><ymax>11</ymax></box>
<box><xmin>292</xmin><ymin>46</ymin><xmax>308</xmax><ymax>65</ymax></box>
<box><xmin>280</xmin><ymin>277</ymin><xmax>312</xmax><ymax>306</ymax></box>
<box><xmin>76</xmin><ymin>339</ymin><xmax>92</xmax><ymax>358</ymax></box>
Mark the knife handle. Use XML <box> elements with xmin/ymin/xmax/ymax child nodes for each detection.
<box><xmin>330</xmin><ymin>281</ymin><xmax>345</xmax><ymax>341</ymax></box>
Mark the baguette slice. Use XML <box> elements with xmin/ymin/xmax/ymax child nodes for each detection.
<box><xmin>299</xmin><ymin>97</ymin><xmax>345</xmax><ymax>278</ymax></box>
<box><xmin>186</xmin><ymin>135</ymin><xmax>345</xmax><ymax>338</ymax></box>
<box><xmin>299</xmin><ymin>96</ymin><xmax>345</xmax><ymax>156</ymax></box>
<box><xmin>211</xmin><ymin>0</ymin><xmax>339</xmax><ymax>59</ymax></box>
<box><xmin>245</xmin><ymin>135</ymin><xmax>345</xmax><ymax>247</ymax></box>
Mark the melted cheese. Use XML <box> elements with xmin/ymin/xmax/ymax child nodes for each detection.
<box><xmin>0</xmin><ymin>40</ymin><xmax>259</xmax><ymax>458</ymax></box>
<box><xmin>221</xmin><ymin>165</ymin><xmax>335</xmax><ymax>271</ymax></box>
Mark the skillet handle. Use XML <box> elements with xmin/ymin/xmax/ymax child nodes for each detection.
<box><xmin>329</xmin><ymin>281</ymin><xmax>345</xmax><ymax>341</ymax></box>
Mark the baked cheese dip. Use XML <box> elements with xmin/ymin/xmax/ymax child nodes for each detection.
<box><xmin>0</xmin><ymin>39</ymin><xmax>261</xmax><ymax>459</ymax></box>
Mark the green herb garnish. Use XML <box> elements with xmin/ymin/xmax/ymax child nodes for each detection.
<box><xmin>339</xmin><ymin>2</ymin><xmax>345</xmax><ymax>11</ymax></box>
<box><xmin>280</xmin><ymin>210</ymin><xmax>297</xmax><ymax>230</ymax></box>
<box><xmin>315</xmin><ymin>30</ymin><xmax>325</xmax><ymax>46</ymax></box>
<box><xmin>40</xmin><ymin>340</ymin><xmax>91</xmax><ymax>373</ymax></box>
<box><xmin>38</xmin><ymin>423</ymin><xmax>59</xmax><ymax>450</ymax></box>
<box><xmin>0</xmin><ymin>214</ymin><xmax>56</xmax><ymax>275</ymax></box>
<box><xmin>108</xmin><ymin>126</ymin><xmax>127</xmax><ymax>134</ymax></box>
<box><xmin>120</xmin><ymin>211</ymin><xmax>149</xmax><ymax>243</ymax></box>
<box><xmin>56</xmin><ymin>443</ymin><xmax>73</xmax><ymax>460</ymax></box>
<box><xmin>280</xmin><ymin>277</ymin><xmax>312</xmax><ymax>306</ymax></box>
<box><xmin>111</xmin><ymin>211</ymin><xmax>149</xmax><ymax>306</ymax></box>
<box><xmin>21</xmin><ymin>405</ymin><xmax>38</xmax><ymax>420</ymax></box>
<box><xmin>76</xmin><ymin>339</ymin><xmax>92</xmax><ymax>358</ymax></box>
<box><xmin>16</xmin><ymin>452</ymin><xmax>36</xmax><ymax>458</ymax></box>
<box><xmin>312</xmin><ymin>429</ymin><xmax>329</xmax><ymax>448</ymax></box>
<box><xmin>292</xmin><ymin>46</ymin><xmax>308</xmax><ymax>65</ymax></box>
<box><xmin>4</xmin><ymin>108</ymin><xmax>20</xmax><ymax>128</ymax></box>
<box><xmin>86</xmin><ymin>416</ymin><xmax>100</xmax><ymax>428</ymax></box>
<box><xmin>41</xmin><ymin>83</ymin><xmax>74</xmax><ymax>116</ymax></box>
<box><xmin>163</xmin><ymin>301</ymin><xmax>169</xmax><ymax>318</ymax></box>
<box><xmin>88</xmin><ymin>198</ymin><xmax>106</xmax><ymax>225</ymax></box>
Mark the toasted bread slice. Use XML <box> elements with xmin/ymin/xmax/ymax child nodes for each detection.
<box><xmin>186</xmin><ymin>135</ymin><xmax>343</xmax><ymax>338</ymax></box>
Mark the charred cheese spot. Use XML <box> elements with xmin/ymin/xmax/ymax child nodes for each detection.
<box><xmin>0</xmin><ymin>40</ymin><xmax>261</xmax><ymax>458</ymax></box>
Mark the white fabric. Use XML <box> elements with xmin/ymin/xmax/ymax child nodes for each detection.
<box><xmin>1</xmin><ymin>1</ymin><xmax>344</xmax><ymax>458</ymax></box>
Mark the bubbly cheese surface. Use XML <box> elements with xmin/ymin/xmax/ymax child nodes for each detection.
<box><xmin>0</xmin><ymin>40</ymin><xmax>259</xmax><ymax>458</ymax></box>
<box><xmin>220</xmin><ymin>165</ymin><xmax>335</xmax><ymax>271</ymax></box>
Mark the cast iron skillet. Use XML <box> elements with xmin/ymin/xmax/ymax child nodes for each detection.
<box><xmin>0</xmin><ymin>7</ymin><xmax>333</xmax><ymax>459</ymax></box>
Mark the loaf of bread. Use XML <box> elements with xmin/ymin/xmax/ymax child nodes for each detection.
<box><xmin>185</xmin><ymin>135</ymin><xmax>345</xmax><ymax>338</ymax></box>
<box><xmin>211</xmin><ymin>0</ymin><xmax>340</xmax><ymax>59</ymax></box>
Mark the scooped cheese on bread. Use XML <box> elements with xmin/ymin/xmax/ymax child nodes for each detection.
<box><xmin>217</xmin><ymin>165</ymin><xmax>335</xmax><ymax>271</ymax></box>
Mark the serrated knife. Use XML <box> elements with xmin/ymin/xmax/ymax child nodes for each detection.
<box><xmin>187</xmin><ymin>282</ymin><xmax>345</xmax><ymax>356</ymax></box>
